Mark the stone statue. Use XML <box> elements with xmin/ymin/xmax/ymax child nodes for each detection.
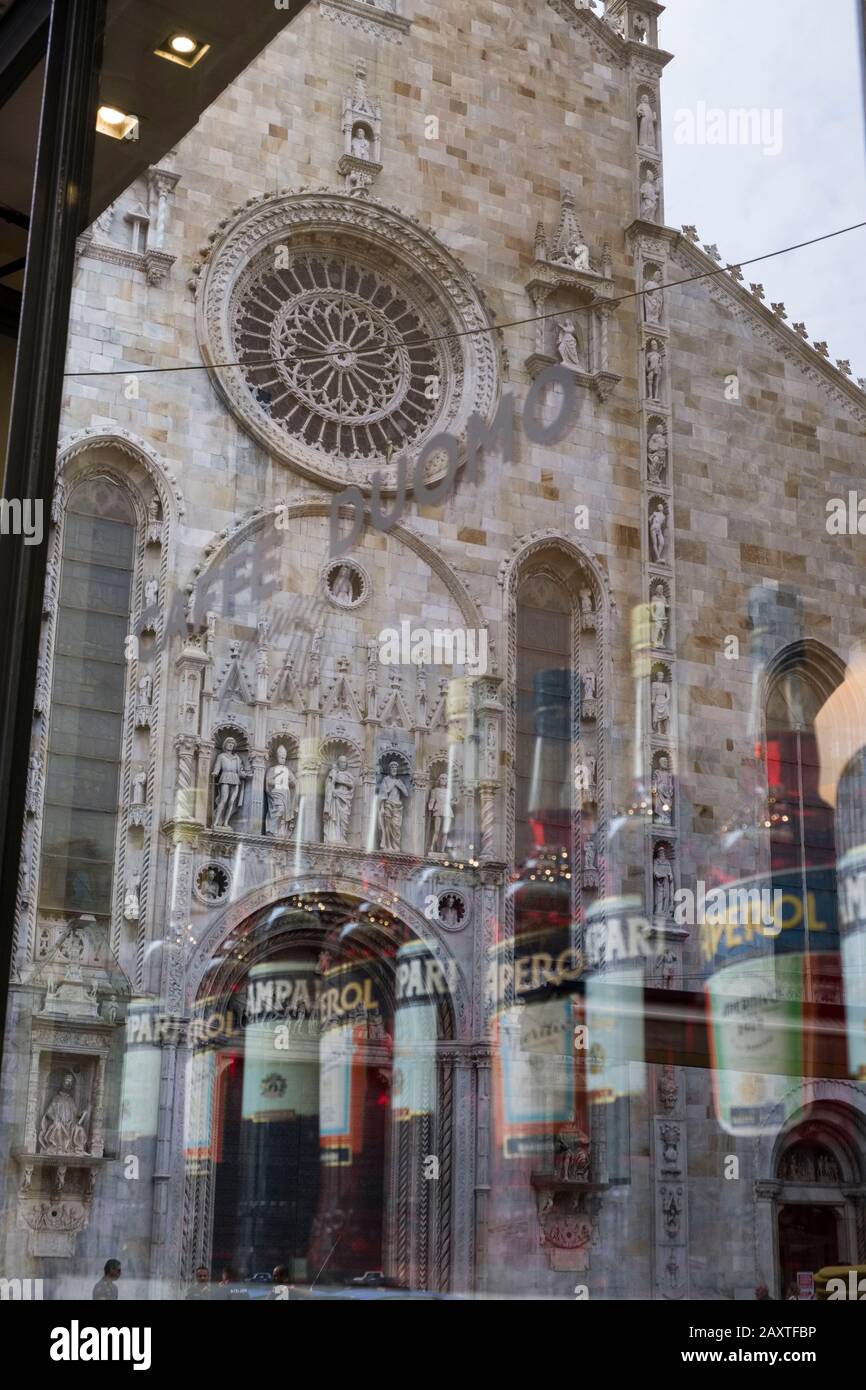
<box><xmin>652</xmin><ymin>755</ymin><xmax>674</xmax><ymax>825</ymax></box>
<box><xmin>637</xmin><ymin>95</ymin><xmax>657</xmax><ymax>149</ymax></box>
<box><xmin>647</xmin><ymin>422</ymin><xmax>667</xmax><ymax>482</ymax></box>
<box><xmin>377</xmin><ymin>760</ymin><xmax>410</xmax><ymax>852</ymax></box>
<box><xmin>583</xmin><ymin>836</ymin><xmax>597</xmax><ymax>877</ymax></box>
<box><xmin>323</xmin><ymin>755</ymin><xmax>355</xmax><ymax>845</ymax></box>
<box><xmin>644</xmin><ymin>269</ymin><xmax>663</xmax><ymax>323</ymax></box>
<box><xmin>653</xmin><ymin>846</ymin><xmax>674</xmax><ymax>917</ymax></box>
<box><xmin>579</xmin><ymin>588</ymin><xmax>596</xmax><ymax>630</ymax></box>
<box><xmin>651</xmin><ymin>672</ymin><xmax>671</xmax><ymax>734</ymax></box>
<box><xmin>438</xmin><ymin>893</ymin><xmax>462</xmax><ymax>929</ymax></box>
<box><xmin>144</xmin><ymin>577</ymin><xmax>159</xmax><ymax>608</ymax></box>
<box><xmin>650</xmin><ymin>583</ymin><xmax>669</xmax><ymax>646</ymax></box>
<box><xmin>656</xmin><ymin>945</ymin><xmax>677</xmax><ymax>987</ymax></box>
<box><xmin>556</xmin><ymin>319</ymin><xmax>583</xmax><ymax>370</ymax></box>
<box><xmin>265</xmin><ymin>745</ymin><xmax>297</xmax><ymax>837</ymax></box>
<box><xmin>330</xmin><ymin>564</ymin><xmax>355</xmax><ymax>604</ymax></box>
<box><xmin>633</xmin><ymin>13</ymin><xmax>648</xmax><ymax>42</ymax></box>
<box><xmin>132</xmin><ymin>769</ymin><xmax>147</xmax><ymax>805</ymax></box>
<box><xmin>138</xmin><ymin>672</ymin><xmax>153</xmax><ymax>706</ymax></box>
<box><xmin>649</xmin><ymin>502</ymin><xmax>667</xmax><ymax>562</ymax></box>
<box><xmin>582</xmin><ymin>670</ymin><xmax>596</xmax><ymax>703</ymax></box>
<box><xmin>351</xmin><ymin>124</ymin><xmax>371</xmax><ymax>160</ymax></box>
<box><xmin>93</xmin><ymin>203</ymin><xmax>115</xmax><ymax>241</ymax></box>
<box><xmin>124</xmin><ymin>873</ymin><xmax>141</xmax><ymax>921</ymax></box>
<box><xmin>645</xmin><ymin>339</ymin><xmax>663</xmax><ymax>399</ymax></box>
<box><xmin>427</xmin><ymin>773</ymin><xmax>455</xmax><ymax>853</ymax></box>
<box><xmin>212</xmin><ymin>737</ymin><xmax>251</xmax><ymax>828</ymax></box>
<box><xmin>39</xmin><ymin>1072</ymin><xmax>89</xmax><ymax>1155</ymax></box>
<box><xmin>639</xmin><ymin>168</ymin><xmax>658</xmax><ymax>220</ymax></box>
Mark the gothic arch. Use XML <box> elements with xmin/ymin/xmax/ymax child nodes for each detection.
<box><xmin>178</xmin><ymin>877</ymin><xmax>467</xmax><ymax>1288</ymax></box>
<box><xmin>499</xmin><ymin>531</ymin><xmax>615</xmax><ymax>944</ymax></box>
<box><xmin>185</xmin><ymin>873</ymin><xmax>471</xmax><ymax>1038</ymax></box>
<box><xmin>21</xmin><ymin>432</ymin><xmax>180</xmax><ymax>980</ymax></box>
<box><xmin>185</xmin><ymin>495</ymin><xmax>486</xmax><ymax>633</ymax></box>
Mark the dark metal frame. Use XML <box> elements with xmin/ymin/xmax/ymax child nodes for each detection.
<box><xmin>0</xmin><ymin>0</ymin><xmax>107</xmax><ymax>1070</ymax></box>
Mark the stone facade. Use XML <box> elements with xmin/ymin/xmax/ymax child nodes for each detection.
<box><xmin>2</xmin><ymin>0</ymin><xmax>865</xmax><ymax>1298</ymax></box>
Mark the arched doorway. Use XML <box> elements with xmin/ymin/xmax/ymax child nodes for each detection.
<box><xmin>182</xmin><ymin>891</ymin><xmax>456</xmax><ymax>1291</ymax></box>
<box><xmin>774</xmin><ymin>1107</ymin><xmax>865</xmax><ymax>1295</ymax></box>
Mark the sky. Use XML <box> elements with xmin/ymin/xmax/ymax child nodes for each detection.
<box><xmin>658</xmin><ymin>0</ymin><xmax>866</xmax><ymax>381</ymax></box>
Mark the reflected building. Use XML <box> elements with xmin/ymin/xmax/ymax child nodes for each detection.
<box><xmin>2</xmin><ymin>0</ymin><xmax>866</xmax><ymax>1299</ymax></box>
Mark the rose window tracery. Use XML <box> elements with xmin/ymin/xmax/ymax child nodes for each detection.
<box><xmin>196</xmin><ymin>193</ymin><xmax>498</xmax><ymax>490</ymax></box>
<box><xmin>234</xmin><ymin>253</ymin><xmax>442</xmax><ymax>459</ymax></box>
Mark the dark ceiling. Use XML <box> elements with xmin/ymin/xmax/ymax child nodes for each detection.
<box><xmin>0</xmin><ymin>0</ymin><xmax>311</xmax><ymax>305</ymax></box>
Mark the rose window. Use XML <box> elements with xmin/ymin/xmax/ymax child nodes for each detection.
<box><xmin>234</xmin><ymin>253</ymin><xmax>444</xmax><ymax>461</ymax></box>
<box><xmin>197</xmin><ymin>193</ymin><xmax>498</xmax><ymax>489</ymax></box>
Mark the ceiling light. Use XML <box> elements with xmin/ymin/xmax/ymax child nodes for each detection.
<box><xmin>96</xmin><ymin>106</ymin><xmax>139</xmax><ymax>140</ymax></box>
<box><xmin>154</xmin><ymin>33</ymin><xmax>210</xmax><ymax>68</ymax></box>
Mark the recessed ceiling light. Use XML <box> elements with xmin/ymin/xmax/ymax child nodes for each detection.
<box><xmin>96</xmin><ymin>106</ymin><xmax>140</xmax><ymax>140</ymax></box>
<box><xmin>154</xmin><ymin>33</ymin><xmax>210</xmax><ymax>68</ymax></box>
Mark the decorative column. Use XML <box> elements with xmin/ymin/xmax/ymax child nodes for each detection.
<box><xmin>144</xmin><ymin>166</ymin><xmax>179</xmax><ymax>285</ymax></box>
<box><xmin>476</xmin><ymin>675</ymin><xmax>504</xmax><ymax>860</ymax></box>
<box><xmin>624</xmin><ymin>11</ymin><xmax>687</xmax><ymax>1298</ymax></box>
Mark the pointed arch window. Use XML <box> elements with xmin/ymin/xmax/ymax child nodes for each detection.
<box><xmin>38</xmin><ymin>478</ymin><xmax>136</xmax><ymax>920</ymax></box>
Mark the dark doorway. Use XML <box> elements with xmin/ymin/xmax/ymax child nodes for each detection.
<box><xmin>778</xmin><ymin>1204</ymin><xmax>840</xmax><ymax>1293</ymax></box>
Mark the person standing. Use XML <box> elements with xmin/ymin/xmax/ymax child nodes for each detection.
<box><xmin>185</xmin><ymin>1265</ymin><xmax>212</xmax><ymax>1301</ymax></box>
<box><xmin>92</xmin><ymin>1258</ymin><xmax>121</xmax><ymax>1300</ymax></box>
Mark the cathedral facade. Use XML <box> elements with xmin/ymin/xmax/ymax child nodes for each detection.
<box><xmin>3</xmin><ymin>0</ymin><xmax>866</xmax><ymax>1299</ymax></box>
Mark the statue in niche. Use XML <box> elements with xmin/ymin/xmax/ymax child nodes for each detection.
<box><xmin>582</xmin><ymin>670</ymin><xmax>597</xmax><ymax>703</ymax></box>
<box><xmin>377</xmin><ymin>759</ymin><xmax>410</xmax><ymax>852</ymax></box>
<box><xmin>652</xmin><ymin>755</ymin><xmax>674</xmax><ymax>825</ymax></box>
<box><xmin>351</xmin><ymin>124</ymin><xmax>371</xmax><ymax>160</ymax></box>
<box><xmin>645</xmin><ymin>339</ymin><xmax>663</xmax><ymax>399</ymax></box>
<box><xmin>656</xmin><ymin>946</ymin><xmax>677</xmax><ymax>988</ymax></box>
<box><xmin>138</xmin><ymin>672</ymin><xmax>153</xmax><ymax>706</ymax></box>
<box><xmin>653</xmin><ymin>846</ymin><xmax>674</xmax><ymax>918</ymax></box>
<box><xmin>124</xmin><ymin>873</ymin><xmax>141</xmax><ymax>921</ymax></box>
<box><xmin>644</xmin><ymin>269</ymin><xmax>664</xmax><ymax>324</ymax></box>
<box><xmin>639</xmin><ymin>168</ymin><xmax>658</xmax><ymax>220</ymax></box>
<box><xmin>58</xmin><ymin>925</ymin><xmax>85</xmax><ymax>964</ymax></box>
<box><xmin>427</xmin><ymin>773</ymin><xmax>455</xmax><ymax>853</ymax></box>
<box><xmin>438</xmin><ymin>894</ymin><xmax>463</xmax><ymax>929</ymax></box>
<box><xmin>555</xmin><ymin>237</ymin><xmax>590</xmax><ymax>272</ymax></box>
<box><xmin>39</xmin><ymin>1071</ymin><xmax>89</xmax><ymax>1155</ymax></box>
<box><xmin>637</xmin><ymin>95</ymin><xmax>657</xmax><ymax>149</ymax></box>
<box><xmin>323</xmin><ymin>756</ymin><xmax>356</xmax><ymax>845</ymax></box>
<box><xmin>650</xmin><ymin>582</ymin><xmax>669</xmax><ymax>646</ymax></box>
<box><xmin>330</xmin><ymin>564</ymin><xmax>356</xmax><ymax>605</ymax></box>
<box><xmin>579</xmin><ymin>588</ymin><xmax>596</xmax><ymax>630</ymax></box>
<box><xmin>633</xmin><ymin>13</ymin><xmax>648</xmax><ymax>42</ymax></box>
<box><xmin>556</xmin><ymin>319</ymin><xmax>584</xmax><ymax>370</ymax></box>
<box><xmin>649</xmin><ymin>501</ymin><xmax>667</xmax><ymax>562</ymax></box>
<box><xmin>265</xmin><ymin>745</ymin><xmax>297</xmax><ymax>837</ymax></box>
<box><xmin>647</xmin><ymin>422</ymin><xmax>667</xmax><ymax>483</ymax></box>
<box><xmin>212</xmin><ymin>737</ymin><xmax>252</xmax><ymax>828</ymax></box>
<box><xmin>651</xmin><ymin>670</ymin><xmax>671</xmax><ymax>734</ymax></box>
<box><xmin>583</xmin><ymin>836</ymin><xmax>598</xmax><ymax>884</ymax></box>
<box><xmin>144</xmin><ymin>577</ymin><xmax>159</xmax><ymax>608</ymax></box>
<box><xmin>132</xmin><ymin>769</ymin><xmax>147</xmax><ymax>805</ymax></box>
